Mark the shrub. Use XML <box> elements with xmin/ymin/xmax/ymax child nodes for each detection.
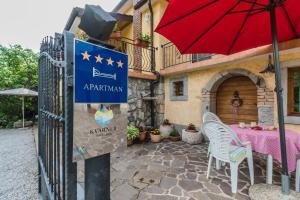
<box><xmin>127</xmin><ymin>125</ymin><xmax>139</xmax><ymax>140</ymax></box>
<box><xmin>0</xmin><ymin>45</ymin><xmax>38</xmax><ymax>128</ymax></box>
<box><xmin>162</xmin><ymin>119</ymin><xmax>171</xmax><ymax>126</ymax></box>
<box><xmin>185</xmin><ymin>123</ymin><xmax>197</xmax><ymax>132</ymax></box>
<box><xmin>138</xmin><ymin>33</ymin><xmax>151</xmax><ymax>43</ymax></box>
<box><xmin>150</xmin><ymin>128</ymin><xmax>160</xmax><ymax>135</ymax></box>
<box><xmin>169</xmin><ymin>129</ymin><xmax>180</xmax><ymax>137</ymax></box>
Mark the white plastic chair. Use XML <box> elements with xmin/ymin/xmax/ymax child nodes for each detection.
<box><xmin>202</xmin><ymin>112</ymin><xmax>222</xmax><ymax>123</ymax></box>
<box><xmin>203</xmin><ymin>121</ymin><xmax>254</xmax><ymax>193</ymax></box>
<box><xmin>296</xmin><ymin>154</ymin><xmax>300</xmax><ymax>192</ymax></box>
<box><xmin>202</xmin><ymin>112</ymin><xmax>252</xmax><ymax>168</ymax></box>
<box><xmin>202</xmin><ymin>112</ymin><xmax>223</xmax><ymax>168</ymax></box>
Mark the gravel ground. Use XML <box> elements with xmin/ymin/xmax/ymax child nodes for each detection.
<box><xmin>0</xmin><ymin>128</ymin><xmax>38</xmax><ymax>200</ymax></box>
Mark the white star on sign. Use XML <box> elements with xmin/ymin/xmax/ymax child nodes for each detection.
<box><xmin>107</xmin><ymin>57</ymin><xmax>114</xmax><ymax>66</ymax></box>
<box><xmin>81</xmin><ymin>51</ymin><xmax>91</xmax><ymax>61</ymax></box>
<box><xmin>95</xmin><ymin>55</ymin><xmax>103</xmax><ymax>63</ymax></box>
<box><xmin>117</xmin><ymin>60</ymin><xmax>124</xmax><ymax>68</ymax></box>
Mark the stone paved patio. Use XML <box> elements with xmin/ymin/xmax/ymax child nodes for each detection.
<box><xmin>0</xmin><ymin>128</ymin><xmax>38</xmax><ymax>200</ymax></box>
<box><xmin>107</xmin><ymin>140</ymin><xmax>296</xmax><ymax>200</ymax></box>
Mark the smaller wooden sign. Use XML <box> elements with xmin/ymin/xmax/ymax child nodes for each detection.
<box><xmin>73</xmin><ymin>103</ymin><xmax>126</xmax><ymax>162</ymax></box>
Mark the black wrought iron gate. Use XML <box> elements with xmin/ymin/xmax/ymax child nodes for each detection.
<box><xmin>38</xmin><ymin>31</ymin><xmax>77</xmax><ymax>200</ymax></box>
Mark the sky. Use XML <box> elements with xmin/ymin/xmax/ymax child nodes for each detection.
<box><xmin>0</xmin><ymin>0</ymin><xmax>120</xmax><ymax>52</ymax></box>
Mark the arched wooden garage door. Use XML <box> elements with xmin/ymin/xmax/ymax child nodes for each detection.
<box><xmin>216</xmin><ymin>76</ymin><xmax>258</xmax><ymax>124</ymax></box>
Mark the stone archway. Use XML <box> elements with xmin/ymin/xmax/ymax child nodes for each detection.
<box><xmin>201</xmin><ymin>69</ymin><xmax>274</xmax><ymax>125</ymax></box>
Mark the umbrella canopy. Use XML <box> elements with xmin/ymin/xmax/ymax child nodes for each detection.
<box><xmin>0</xmin><ymin>88</ymin><xmax>38</xmax><ymax>128</ymax></box>
<box><xmin>0</xmin><ymin>88</ymin><xmax>38</xmax><ymax>97</ymax></box>
<box><xmin>156</xmin><ymin>0</ymin><xmax>300</xmax><ymax>55</ymax></box>
<box><xmin>155</xmin><ymin>0</ymin><xmax>300</xmax><ymax>194</ymax></box>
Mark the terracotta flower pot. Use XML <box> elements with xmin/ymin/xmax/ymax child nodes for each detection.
<box><xmin>127</xmin><ymin>139</ymin><xmax>133</xmax><ymax>146</ymax></box>
<box><xmin>159</xmin><ymin>125</ymin><xmax>173</xmax><ymax>139</ymax></box>
<box><xmin>139</xmin><ymin>131</ymin><xmax>147</xmax><ymax>142</ymax></box>
<box><xmin>134</xmin><ymin>38</ymin><xmax>149</xmax><ymax>48</ymax></box>
<box><xmin>169</xmin><ymin>136</ymin><xmax>180</xmax><ymax>142</ymax></box>
<box><xmin>87</xmin><ymin>108</ymin><xmax>96</xmax><ymax>114</ymax></box>
<box><xmin>150</xmin><ymin>134</ymin><xmax>162</xmax><ymax>143</ymax></box>
<box><xmin>110</xmin><ymin>31</ymin><xmax>121</xmax><ymax>39</ymax></box>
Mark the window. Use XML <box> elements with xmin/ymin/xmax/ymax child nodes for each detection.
<box><xmin>288</xmin><ymin>67</ymin><xmax>300</xmax><ymax>116</ymax></box>
<box><xmin>170</xmin><ymin>77</ymin><xmax>188</xmax><ymax>101</ymax></box>
<box><xmin>174</xmin><ymin>81</ymin><xmax>184</xmax><ymax>96</ymax></box>
<box><xmin>192</xmin><ymin>54</ymin><xmax>212</xmax><ymax>63</ymax></box>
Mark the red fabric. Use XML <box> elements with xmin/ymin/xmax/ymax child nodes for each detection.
<box><xmin>155</xmin><ymin>0</ymin><xmax>300</xmax><ymax>55</ymax></box>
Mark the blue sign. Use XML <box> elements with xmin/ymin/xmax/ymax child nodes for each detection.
<box><xmin>74</xmin><ymin>39</ymin><xmax>128</xmax><ymax>103</ymax></box>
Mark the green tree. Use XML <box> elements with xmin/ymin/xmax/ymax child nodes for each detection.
<box><xmin>0</xmin><ymin>45</ymin><xmax>39</xmax><ymax>128</ymax></box>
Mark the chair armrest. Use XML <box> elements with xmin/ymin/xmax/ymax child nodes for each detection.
<box><xmin>240</xmin><ymin>141</ymin><xmax>251</xmax><ymax>147</ymax></box>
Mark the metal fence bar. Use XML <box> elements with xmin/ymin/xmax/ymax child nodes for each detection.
<box><xmin>161</xmin><ymin>42</ymin><xmax>213</xmax><ymax>68</ymax></box>
<box><xmin>63</xmin><ymin>31</ymin><xmax>77</xmax><ymax>200</ymax></box>
<box><xmin>107</xmin><ymin>37</ymin><xmax>155</xmax><ymax>72</ymax></box>
<box><xmin>38</xmin><ymin>31</ymin><xmax>76</xmax><ymax>200</ymax></box>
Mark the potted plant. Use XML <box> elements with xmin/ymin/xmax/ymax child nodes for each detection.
<box><xmin>169</xmin><ymin>129</ymin><xmax>181</xmax><ymax>142</ymax></box>
<box><xmin>110</xmin><ymin>23</ymin><xmax>121</xmax><ymax>39</ymax></box>
<box><xmin>138</xmin><ymin>125</ymin><xmax>147</xmax><ymax>142</ymax></box>
<box><xmin>150</xmin><ymin>128</ymin><xmax>162</xmax><ymax>143</ymax></box>
<box><xmin>182</xmin><ymin>123</ymin><xmax>203</xmax><ymax>144</ymax></box>
<box><xmin>159</xmin><ymin>119</ymin><xmax>173</xmax><ymax>139</ymax></box>
<box><xmin>134</xmin><ymin>33</ymin><xmax>151</xmax><ymax>48</ymax></box>
<box><xmin>127</xmin><ymin>125</ymin><xmax>139</xmax><ymax>146</ymax></box>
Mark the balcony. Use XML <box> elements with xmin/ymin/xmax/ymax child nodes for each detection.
<box><xmin>161</xmin><ymin>42</ymin><xmax>212</xmax><ymax>69</ymax></box>
<box><xmin>107</xmin><ymin>37</ymin><xmax>155</xmax><ymax>73</ymax></box>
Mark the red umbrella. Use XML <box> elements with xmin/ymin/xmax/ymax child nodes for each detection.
<box><xmin>156</xmin><ymin>0</ymin><xmax>300</xmax><ymax>194</ymax></box>
<box><xmin>156</xmin><ymin>0</ymin><xmax>299</xmax><ymax>55</ymax></box>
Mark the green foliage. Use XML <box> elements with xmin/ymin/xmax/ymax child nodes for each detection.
<box><xmin>162</xmin><ymin>119</ymin><xmax>171</xmax><ymax>126</ymax></box>
<box><xmin>77</xmin><ymin>30</ymin><xmax>89</xmax><ymax>41</ymax></box>
<box><xmin>112</xmin><ymin>23</ymin><xmax>120</xmax><ymax>32</ymax></box>
<box><xmin>150</xmin><ymin>128</ymin><xmax>160</xmax><ymax>135</ymax></box>
<box><xmin>169</xmin><ymin>129</ymin><xmax>180</xmax><ymax>137</ymax></box>
<box><xmin>138</xmin><ymin>33</ymin><xmax>151</xmax><ymax>43</ymax></box>
<box><xmin>0</xmin><ymin>45</ymin><xmax>38</xmax><ymax>128</ymax></box>
<box><xmin>127</xmin><ymin>125</ymin><xmax>139</xmax><ymax>140</ymax></box>
<box><xmin>186</xmin><ymin>123</ymin><xmax>197</xmax><ymax>132</ymax></box>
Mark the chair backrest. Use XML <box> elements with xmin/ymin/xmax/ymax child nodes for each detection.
<box><xmin>202</xmin><ymin>112</ymin><xmax>243</xmax><ymax>146</ymax></box>
<box><xmin>202</xmin><ymin>112</ymin><xmax>221</xmax><ymax>123</ymax></box>
<box><xmin>203</xmin><ymin>121</ymin><xmax>233</xmax><ymax>161</ymax></box>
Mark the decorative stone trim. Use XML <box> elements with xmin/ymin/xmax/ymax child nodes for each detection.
<box><xmin>133</xmin><ymin>8</ymin><xmax>142</xmax><ymax>70</ymax></box>
<box><xmin>201</xmin><ymin>69</ymin><xmax>274</xmax><ymax>126</ymax></box>
<box><xmin>170</xmin><ymin>76</ymin><xmax>188</xmax><ymax>101</ymax></box>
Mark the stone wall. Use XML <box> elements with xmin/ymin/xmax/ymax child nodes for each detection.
<box><xmin>257</xmin><ymin>87</ymin><xmax>274</xmax><ymax>125</ymax></box>
<box><xmin>126</xmin><ymin>77</ymin><xmax>164</xmax><ymax>128</ymax></box>
<box><xmin>154</xmin><ymin>78</ymin><xmax>165</xmax><ymax>126</ymax></box>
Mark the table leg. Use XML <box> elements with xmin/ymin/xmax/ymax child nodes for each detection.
<box><xmin>267</xmin><ymin>154</ymin><xmax>273</xmax><ymax>184</ymax></box>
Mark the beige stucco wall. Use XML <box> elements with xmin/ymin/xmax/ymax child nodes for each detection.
<box><xmin>164</xmin><ymin>52</ymin><xmax>300</xmax><ymax>134</ymax></box>
<box><xmin>120</xmin><ymin>6</ymin><xmax>134</xmax><ymax>40</ymax></box>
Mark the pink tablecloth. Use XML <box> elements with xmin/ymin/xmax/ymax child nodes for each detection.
<box><xmin>230</xmin><ymin>125</ymin><xmax>300</xmax><ymax>172</ymax></box>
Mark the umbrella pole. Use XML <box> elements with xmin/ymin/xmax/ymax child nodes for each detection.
<box><xmin>22</xmin><ymin>96</ymin><xmax>25</xmax><ymax>128</ymax></box>
<box><xmin>269</xmin><ymin>0</ymin><xmax>289</xmax><ymax>194</ymax></box>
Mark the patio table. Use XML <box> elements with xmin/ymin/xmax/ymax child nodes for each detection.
<box><xmin>230</xmin><ymin>125</ymin><xmax>300</xmax><ymax>184</ymax></box>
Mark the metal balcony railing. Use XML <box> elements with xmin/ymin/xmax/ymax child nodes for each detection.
<box><xmin>107</xmin><ymin>37</ymin><xmax>155</xmax><ymax>72</ymax></box>
<box><xmin>161</xmin><ymin>42</ymin><xmax>212</xmax><ymax>68</ymax></box>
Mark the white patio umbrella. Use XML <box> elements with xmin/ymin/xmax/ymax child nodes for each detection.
<box><xmin>0</xmin><ymin>88</ymin><xmax>38</xmax><ymax>128</ymax></box>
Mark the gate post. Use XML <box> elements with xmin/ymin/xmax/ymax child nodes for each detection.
<box><xmin>82</xmin><ymin>39</ymin><xmax>116</xmax><ymax>200</ymax></box>
<box><xmin>64</xmin><ymin>31</ymin><xmax>77</xmax><ymax>200</ymax></box>
<box><xmin>85</xmin><ymin>153</ymin><xmax>110</xmax><ymax>200</ymax></box>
